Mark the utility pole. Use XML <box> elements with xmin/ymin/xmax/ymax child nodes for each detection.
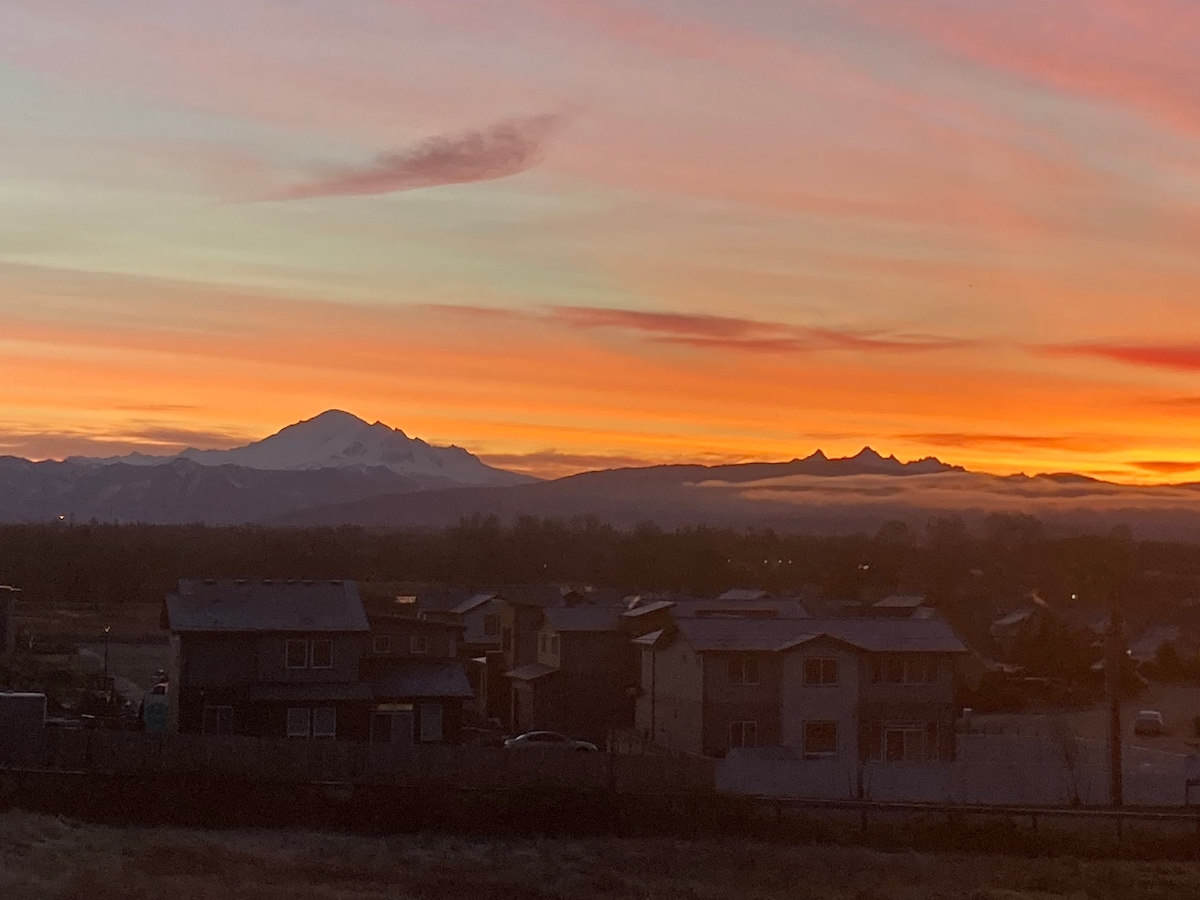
<box><xmin>1106</xmin><ymin>597</ymin><xmax>1124</xmax><ymax>808</ymax></box>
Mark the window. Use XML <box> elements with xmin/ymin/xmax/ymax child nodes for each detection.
<box><xmin>878</xmin><ymin>722</ymin><xmax>940</xmax><ymax>762</ymax></box>
<box><xmin>803</xmin><ymin>657</ymin><xmax>838</xmax><ymax>686</ymax></box>
<box><xmin>410</xmin><ymin>634</ymin><xmax>429</xmax><ymax>655</ymax></box>
<box><xmin>874</xmin><ymin>656</ymin><xmax>939</xmax><ymax>685</ymax></box>
<box><xmin>312</xmin><ymin>707</ymin><xmax>337</xmax><ymax>738</ymax></box>
<box><xmin>727</xmin><ymin>656</ymin><xmax>761</xmax><ymax>685</ymax></box>
<box><xmin>484</xmin><ymin>614</ymin><xmax>500</xmax><ymax>636</ymax></box>
<box><xmin>309</xmin><ymin>639</ymin><xmax>333</xmax><ymax>669</ymax></box>
<box><xmin>803</xmin><ymin>721</ymin><xmax>838</xmax><ymax>758</ymax></box>
<box><xmin>549</xmin><ymin>634</ymin><xmax>560</xmax><ymax>656</ymax></box>
<box><xmin>373</xmin><ymin>635</ymin><xmax>391</xmax><ymax>655</ymax></box>
<box><xmin>286</xmin><ymin>707</ymin><xmax>311</xmax><ymax>738</ymax></box>
<box><xmin>501</xmin><ymin>627</ymin><xmax>513</xmax><ymax>652</ymax></box>
<box><xmin>285</xmin><ymin>639</ymin><xmax>308</xmax><ymax>669</ymax></box>
<box><xmin>202</xmin><ymin>704</ymin><xmax>233</xmax><ymax>735</ymax></box>
<box><xmin>729</xmin><ymin>720</ymin><xmax>758</xmax><ymax>749</ymax></box>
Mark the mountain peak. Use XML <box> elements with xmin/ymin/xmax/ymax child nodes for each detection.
<box><xmin>109</xmin><ymin>411</ymin><xmax>534</xmax><ymax>487</ymax></box>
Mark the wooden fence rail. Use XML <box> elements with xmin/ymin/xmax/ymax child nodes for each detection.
<box><xmin>1</xmin><ymin>729</ymin><xmax>717</xmax><ymax>794</ymax></box>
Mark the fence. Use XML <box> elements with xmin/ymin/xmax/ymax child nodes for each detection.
<box><xmin>0</xmin><ymin>728</ymin><xmax>717</xmax><ymax>795</ymax></box>
<box><xmin>716</xmin><ymin>734</ymin><xmax>1200</xmax><ymax>807</ymax></box>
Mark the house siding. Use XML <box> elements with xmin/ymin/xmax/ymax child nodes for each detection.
<box><xmin>780</xmin><ymin>641</ymin><xmax>861</xmax><ymax>763</ymax></box>
<box><xmin>636</xmin><ymin>638</ymin><xmax>704</xmax><ymax>754</ymax></box>
<box><xmin>702</xmin><ymin>652</ymin><xmax>781</xmax><ymax>755</ymax></box>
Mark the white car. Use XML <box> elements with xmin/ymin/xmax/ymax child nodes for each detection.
<box><xmin>1133</xmin><ymin>710</ymin><xmax>1167</xmax><ymax>736</ymax></box>
<box><xmin>503</xmin><ymin>730</ymin><xmax>598</xmax><ymax>751</ymax></box>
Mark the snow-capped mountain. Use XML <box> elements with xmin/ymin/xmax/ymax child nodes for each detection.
<box><xmin>72</xmin><ymin>410</ymin><xmax>534</xmax><ymax>487</ymax></box>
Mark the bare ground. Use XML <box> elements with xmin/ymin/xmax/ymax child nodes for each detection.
<box><xmin>3</xmin><ymin>810</ymin><xmax>1200</xmax><ymax>900</ymax></box>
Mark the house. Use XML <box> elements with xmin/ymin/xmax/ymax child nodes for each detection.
<box><xmin>0</xmin><ymin>585</ymin><xmax>19</xmax><ymax>658</ymax></box>
<box><xmin>361</xmin><ymin>614</ymin><xmax>472</xmax><ymax>744</ymax></box>
<box><xmin>163</xmin><ymin>579</ymin><xmax>373</xmax><ymax>739</ymax></box>
<box><xmin>635</xmin><ymin>615</ymin><xmax>967</xmax><ymax>762</ymax></box>
<box><xmin>870</xmin><ymin>595</ymin><xmax>927</xmax><ymax>617</ymax></box>
<box><xmin>506</xmin><ymin>606</ymin><xmax>638</xmax><ymax>742</ymax></box>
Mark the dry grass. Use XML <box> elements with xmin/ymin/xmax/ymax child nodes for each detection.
<box><xmin>3</xmin><ymin>811</ymin><xmax>1200</xmax><ymax>900</ymax></box>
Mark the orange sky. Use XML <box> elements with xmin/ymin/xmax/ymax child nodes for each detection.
<box><xmin>3</xmin><ymin>1</ymin><xmax>1200</xmax><ymax>483</ymax></box>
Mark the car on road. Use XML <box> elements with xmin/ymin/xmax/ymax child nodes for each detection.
<box><xmin>503</xmin><ymin>730</ymin><xmax>598</xmax><ymax>752</ymax></box>
<box><xmin>1133</xmin><ymin>709</ymin><xmax>1167</xmax><ymax>736</ymax></box>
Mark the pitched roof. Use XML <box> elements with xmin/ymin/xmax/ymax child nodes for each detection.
<box><xmin>166</xmin><ymin>578</ymin><xmax>369</xmax><ymax>633</ymax></box>
<box><xmin>451</xmin><ymin>593</ymin><xmax>499</xmax><ymax>615</ymax></box>
<box><xmin>369</xmin><ymin>659</ymin><xmax>474</xmax><ymax>699</ymax></box>
<box><xmin>505</xmin><ymin>662</ymin><xmax>557</xmax><ymax>681</ymax></box>
<box><xmin>543</xmin><ymin>606</ymin><xmax>622</xmax><ymax>632</ymax></box>
<box><xmin>632</xmin><ymin>628</ymin><xmax>666</xmax><ymax>647</ymax></box>
<box><xmin>716</xmin><ymin>588</ymin><xmax>772</xmax><ymax>601</ymax></box>
<box><xmin>622</xmin><ymin>600</ymin><xmax>676</xmax><ymax>618</ymax></box>
<box><xmin>673</xmin><ymin>615</ymin><xmax>967</xmax><ymax>654</ymax></box>
<box><xmin>874</xmin><ymin>594</ymin><xmax>925</xmax><ymax>609</ymax></box>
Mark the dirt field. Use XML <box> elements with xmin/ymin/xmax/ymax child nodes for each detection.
<box><xmin>3</xmin><ymin>810</ymin><xmax>1200</xmax><ymax>900</ymax></box>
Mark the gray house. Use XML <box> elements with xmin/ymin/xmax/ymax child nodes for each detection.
<box><xmin>164</xmin><ymin>579</ymin><xmax>373</xmax><ymax>739</ymax></box>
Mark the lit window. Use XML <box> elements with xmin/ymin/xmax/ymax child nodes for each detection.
<box><xmin>310</xmin><ymin>639</ymin><xmax>333</xmax><ymax>669</ymax></box>
<box><xmin>803</xmin><ymin>657</ymin><xmax>838</xmax><ymax>686</ymax></box>
<box><xmin>803</xmin><ymin>721</ymin><xmax>837</xmax><ymax>758</ymax></box>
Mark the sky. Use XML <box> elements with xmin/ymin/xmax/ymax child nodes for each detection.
<box><xmin>3</xmin><ymin>0</ymin><xmax>1200</xmax><ymax>482</ymax></box>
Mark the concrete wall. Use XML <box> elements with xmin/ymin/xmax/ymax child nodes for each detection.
<box><xmin>780</xmin><ymin>640</ymin><xmax>860</xmax><ymax>765</ymax></box>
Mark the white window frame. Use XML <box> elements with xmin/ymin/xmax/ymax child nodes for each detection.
<box><xmin>312</xmin><ymin>706</ymin><xmax>337</xmax><ymax>739</ymax></box>
<box><xmin>286</xmin><ymin>707</ymin><xmax>311</xmax><ymax>738</ymax></box>
<box><xmin>880</xmin><ymin>722</ymin><xmax>938</xmax><ymax>762</ymax></box>
<box><xmin>373</xmin><ymin>635</ymin><xmax>391</xmax><ymax>655</ymax></box>
<box><xmin>728</xmin><ymin>656</ymin><xmax>760</xmax><ymax>686</ymax></box>
<box><xmin>202</xmin><ymin>704</ymin><xmax>233</xmax><ymax>735</ymax></box>
<box><xmin>285</xmin><ymin>639</ymin><xmax>308</xmax><ymax>669</ymax></box>
<box><xmin>729</xmin><ymin>720</ymin><xmax>758</xmax><ymax>749</ymax></box>
<box><xmin>803</xmin><ymin>657</ymin><xmax>839</xmax><ymax>686</ymax></box>
<box><xmin>410</xmin><ymin>633</ymin><xmax>429</xmax><ymax>655</ymax></box>
<box><xmin>309</xmin><ymin>638</ymin><xmax>334</xmax><ymax>669</ymax></box>
<box><xmin>803</xmin><ymin>720</ymin><xmax>838</xmax><ymax>758</ymax></box>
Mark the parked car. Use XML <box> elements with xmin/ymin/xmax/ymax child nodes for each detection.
<box><xmin>503</xmin><ymin>730</ymin><xmax>598</xmax><ymax>752</ymax></box>
<box><xmin>1133</xmin><ymin>709</ymin><xmax>1167</xmax><ymax>736</ymax></box>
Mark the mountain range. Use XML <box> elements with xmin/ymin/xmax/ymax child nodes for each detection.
<box><xmin>4</xmin><ymin>410</ymin><xmax>1200</xmax><ymax>537</ymax></box>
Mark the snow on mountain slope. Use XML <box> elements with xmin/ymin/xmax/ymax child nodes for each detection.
<box><xmin>76</xmin><ymin>411</ymin><xmax>534</xmax><ymax>487</ymax></box>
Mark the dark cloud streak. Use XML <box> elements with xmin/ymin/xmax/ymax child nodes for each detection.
<box><xmin>269</xmin><ymin>113</ymin><xmax>570</xmax><ymax>201</ymax></box>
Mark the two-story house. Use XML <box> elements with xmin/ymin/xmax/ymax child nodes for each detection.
<box><xmin>361</xmin><ymin>614</ymin><xmax>472</xmax><ymax>744</ymax></box>
<box><xmin>635</xmin><ymin>615</ymin><xmax>966</xmax><ymax>761</ymax></box>
<box><xmin>505</xmin><ymin>606</ymin><xmax>639</xmax><ymax>742</ymax></box>
<box><xmin>164</xmin><ymin>579</ymin><xmax>374</xmax><ymax>739</ymax></box>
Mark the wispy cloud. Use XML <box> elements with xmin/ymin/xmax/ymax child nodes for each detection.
<box><xmin>0</xmin><ymin>423</ymin><xmax>248</xmax><ymax>461</ymax></box>
<box><xmin>550</xmin><ymin>306</ymin><xmax>973</xmax><ymax>353</ymax></box>
<box><xmin>901</xmin><ymin>432</ymin><xmax>1122</xmax><ymax>452</ymax></box>
<box><xmin>1131</xmin><ymin>460</ymin><xmax>1200</xmax><ymax>475</ymax></box>
<box><xmin>1049</xmin><ymin>342</ymin><xmax>1200</xmax><ymax>372</ymax></box>
<box><xmin>268</xmin><ymin>112</ymin><xmax>570</xmax><ymax>200</ymax></box>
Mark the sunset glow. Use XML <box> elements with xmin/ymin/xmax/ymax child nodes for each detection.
<box><xmin>4</xmin><ymin>1</ymin><xmax>1200</xmax><ymax>483</ymax></box>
